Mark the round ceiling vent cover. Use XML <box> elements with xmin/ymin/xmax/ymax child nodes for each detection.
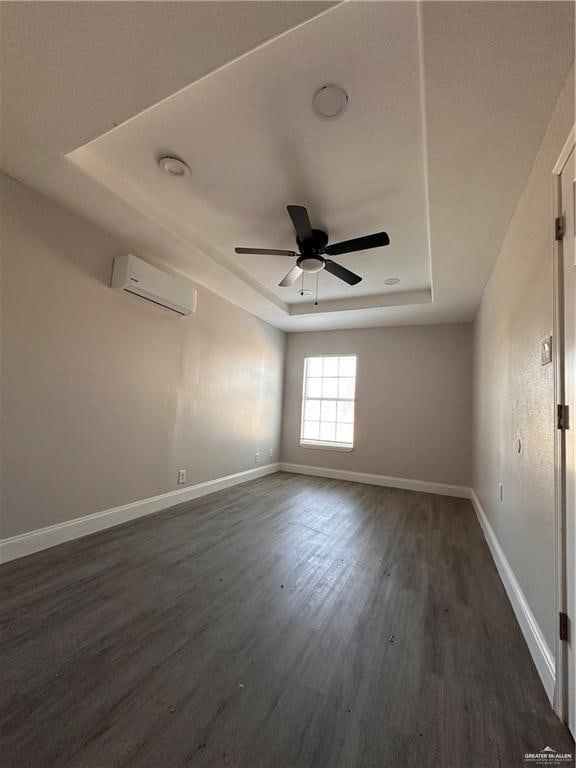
<box><xmin>312</xmin><ymin>85</ymin><xmax>349</xmax><ymax>120</ymax></box>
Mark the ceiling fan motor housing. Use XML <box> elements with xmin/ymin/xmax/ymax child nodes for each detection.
<box><xmin>297</xmin><ymin>228</ymin><xmax>329</xmax><ymax>254</ymax></box>
<box><xmin>296</xmin><ymin>229</ymin><xmax>329</xmax><ymax>273</ymax></box>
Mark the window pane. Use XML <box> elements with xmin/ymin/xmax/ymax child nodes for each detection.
<box><xmin>339</xmin><ymin>356</ymin><xmax>356</xmax><ymax>377</ymax></box>
<box><xmin>338</xmin><ymin>377</ymin><xmax>355</xmax><ymax>399</ymax></box>
<box><xmin>307</xmin><ymin>357</ymin><xmax>323</xmax><ymax>377</ymax></box>
<box><xmin>336</xmin><ymin>423</ymin><xmax>353</xmax><ymax>444</ymax></box>
<box><xmin>306</xmin><ymin>378</ymin><xmax>322</xmax><ymax>398</ymax></box>
<box><xmin>337</xmin><ymin>400</ymin><xmax>354</xmax><ymax>424</ymax></box>
<box><xmin>304</xmin><ymin>400</ymin><xmax>321</xmax><ymax>421</ymax></box>
<box><xmin>320</xmin><ymin>400</ymin><xmax>337</xmax><ymax>422</ymax></box>
<box><xmin>319</xmin><ymin>421</ymin><xmax>336</xmax><ymax>442</ymax></box>
<box><xmin>322</xmin><ymin>378</ymin><xmax>338</xmax><ymax>398</ymax></box>
<box><xmin>301</xmin><ymin>354</ymin><xmax>357</xmax><ymax>447</ymax></box>
<box><xmin>302</xmin><ymin>421</ymin><xmax>320</xmax><ymax>440</ymax></box>
<box><xmin>323</xmin><ymin>357</ymin><xmax>339</xmax><ymax>377</ymax></box>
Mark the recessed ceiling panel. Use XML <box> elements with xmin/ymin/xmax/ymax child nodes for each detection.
<box><xmin>69</xmin><ymin>2</ymin><xmax>431</xmax><ymax>308</ymax></box>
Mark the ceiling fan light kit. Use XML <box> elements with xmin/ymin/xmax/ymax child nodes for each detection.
<box><xmin>235</xmin><ymin>205</ymin><xmax>390</xmax><ymax>289</ymax></box>
<box><xmin>298</xmin><ymin>255</ymin><xmax>324</xmax><ymax>274</ymax></box>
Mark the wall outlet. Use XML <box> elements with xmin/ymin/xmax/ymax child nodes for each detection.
<box><xmin>269</xmin><ymin>448</ymin><xmax>274</xmax><ymax>459</ymax></box>
<box><xmin>177</xmin><ymin>469</ymin><xmax>186</xmax><ymax>485</ymax></box>
<box><xmin>255</xmin><ymin>452</ymin><xmax>260</xmax><ymax>464</ymax></box>
<box><xmin>499</xmin><ymin>482</ymin><xmax>503</xmax><ymax>502</ymax></box>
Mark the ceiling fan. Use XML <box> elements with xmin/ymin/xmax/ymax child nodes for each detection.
<box><xmin>235</xmin><ymin>205</ymin><xmax>390</xmax><ymax>287</ymax></box>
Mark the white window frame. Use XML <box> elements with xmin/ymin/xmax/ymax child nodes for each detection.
<box><xmin>299</xmin><ymin>354</ymin><xmax>357</xmax><ymax>451</ymax></box>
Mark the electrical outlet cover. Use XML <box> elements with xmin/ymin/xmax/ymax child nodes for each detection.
<box><xmin>541</xmin><ymin>336</ymin><xmax>552</xmax><ymax>365</ymax></box>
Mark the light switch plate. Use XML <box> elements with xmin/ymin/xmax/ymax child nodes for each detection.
<box><xmin>541</xmin><ymin>336</ymin><xmax>552</xmax><ymax>365</ymax></box>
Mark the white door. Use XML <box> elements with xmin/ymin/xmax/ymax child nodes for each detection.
<box><xmin>559</xmin><ymin>143</ymin><xmax>575</xmax><ymax>738</ymax></box>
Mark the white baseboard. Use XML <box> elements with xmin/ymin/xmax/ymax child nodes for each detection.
<box><xmin>470</xmin><ymin>490</ymin><xmax>555</xmax><ymax>704</ymax></box>
<box><xmin>0</xmin><ymin>463</ymin><xmax>280</xmax><ymax>564</ymax></box>
<box><xmin>279</xmin><ymin>462</ymin><xmax>471</xmax><ymax>499</ymax></box>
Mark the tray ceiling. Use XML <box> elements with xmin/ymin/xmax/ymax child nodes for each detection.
<box><xmin>69</xmin><ymin>2</ymin><xmax>432</xmax><ymax>313</ymax></box>
<box><xmin>2</xmin><ymin>1</ymin><xmax>574</xmax><ymax>330</ymax></box>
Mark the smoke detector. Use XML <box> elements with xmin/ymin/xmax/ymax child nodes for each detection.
<box><xmin>158</xmin><ymin>156</ymin><xmax>191</xmax><ymax>177</ymax></box>
<box><xmin>312</xmin><ymin>85</ymin><xmax>348</xmax><ymax>120</ymax></box>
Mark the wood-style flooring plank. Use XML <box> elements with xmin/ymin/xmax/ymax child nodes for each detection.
<box><xmin>0</xmin><ymin>473</ymin><xmax>572</xmax><ymax>767</ymax></box>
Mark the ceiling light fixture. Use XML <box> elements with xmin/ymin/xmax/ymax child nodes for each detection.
<box><xmin>384</xmin><ymin>278</ymin><xmax>400</xmax><ymax>286</ymax></box>
<box><xmin>312</xmin><ymin>84</ymin><xmax>349</xmax><ymax>120</ymax></box>
<box><xmin>300</xmin><ymin>256</ymin><xmax>325</xmax><ymax>274</ymax></box>
<box><xmin>157</xmin><ymin>156</ymin><xmax>191</xmax><ymax>177</ymax></box>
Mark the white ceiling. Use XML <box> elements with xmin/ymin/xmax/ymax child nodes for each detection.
<box><xmin>69</xmin><ymin>1</ymin><xmax>431</xmax><ymax>309</ymax></box>
<box><xmin>2</xmin><ymin>2</ymin><xmax>574</xmax><ymax>332</ymax></box>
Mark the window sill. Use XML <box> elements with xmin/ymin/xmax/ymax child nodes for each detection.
<box><xmin>299</xmin><ymin>441</ymin><xmax>354</xmax><ymax>453</ymax></box>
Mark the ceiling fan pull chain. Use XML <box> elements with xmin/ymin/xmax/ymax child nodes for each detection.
<box><xmin>314</xmin><ymin>272</ymin><xmax>319</xmax><ymax>306</ymax></box>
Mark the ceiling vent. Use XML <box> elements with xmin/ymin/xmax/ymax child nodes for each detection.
<box><xmin>312</xmin><ymin>85</ymin><xmax>348</xmax><ymax>120</ymax></box>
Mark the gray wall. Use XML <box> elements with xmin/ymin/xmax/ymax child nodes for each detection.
<box><xmin>0</xmin><ymin>174</ymin><xmax>285</xmax><ymax>539</ymax></box>
<box><xmin>281</xmin><ymin>324</ymin><xmax>473</xmax><ymax>486</ymax></box>
<box><xmin>473</xmin><ymin>67</ymin><xmax>574</xmax><ymax>652</ymax></box>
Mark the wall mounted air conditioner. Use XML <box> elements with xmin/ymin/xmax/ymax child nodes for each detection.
<box><xmin>111</xmin><ymin>254</ymin><xmax>197</xmax><ymax>316</ymax></box>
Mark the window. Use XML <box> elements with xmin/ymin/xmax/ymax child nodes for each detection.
<box><xmin>300</xmin><ymin>355</ymin><xmax>357</xmax><ymax>449</ymax></box>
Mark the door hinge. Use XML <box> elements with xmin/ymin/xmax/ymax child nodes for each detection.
<box><xmin>559</xmin><ymin>612</ymin><xmax>569</xmax><ymax>642</ymax></box>
<box><xmin>555</xmin><ymin>215</ymin><xmax>565</xmax><ymax>241</ymax></box>
<box><xmin>557</xmin><ymin>404</ymin><xmax>570</xmax><ymax>430</ymax></box>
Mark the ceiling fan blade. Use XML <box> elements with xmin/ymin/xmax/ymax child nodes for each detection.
<box><xmin>325</xmin><ymin>231</ymin><xmax>390</xmax><ymax>256</ymax></box>
<box><xmin>235</xmin><ymin>247</ymin><xmax>297</xmax><ymax>256</ymax></box>
<box><xmin>279</xmin><ymin>265</ymin><xmax>304</xmax><ymax>287</ymax></box>
<box><xmin>287</xmin><ymin>205</ymin><xmax>313</xmax><ymax>244</ymax></box>
<box><xmin>324</xmin><ymin>259</ymin><xmax>362</xmax><ymax>285</ymax></box>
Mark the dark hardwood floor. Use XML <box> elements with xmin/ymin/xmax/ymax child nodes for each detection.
<box><xmin>0</xmin><ymin>472</ymin><xmax>573</xmax><ymax>767</ymax></box>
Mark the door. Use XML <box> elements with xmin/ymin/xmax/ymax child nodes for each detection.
<box><xmin>557</xmin><ymin>139</ymin><xmax>575</xmax><ymax>738</ymax></box>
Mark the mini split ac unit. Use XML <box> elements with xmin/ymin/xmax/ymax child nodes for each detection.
<box><xmin>111</xmin><ymin>254</ymin><xmax>197</xmax><ymax>316</ymax></box>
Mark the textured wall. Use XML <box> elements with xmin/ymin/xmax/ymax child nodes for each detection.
<box><xmin>473</xmin><ymin>67</ymin><xmax>574</xmax><ymax>652</ymax></box>
<box><xmin>281</xmin><ymin>324</ymin><xmax>473</xmax><ymax>486</ymax></box>
<box><xmin>0</xmin><ymin>175</ymin><xmax>285</xmax><ymax>538</ymax></box>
